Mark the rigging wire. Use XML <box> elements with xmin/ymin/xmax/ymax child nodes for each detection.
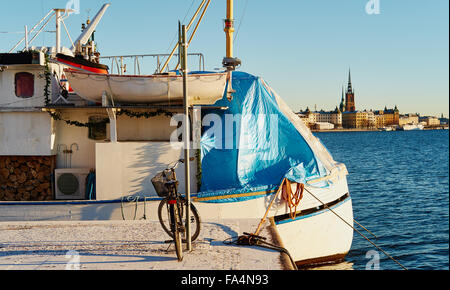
<box><xmin>162</xmin><ymin>0</ymin><xmax>197</xmax><ymax>67</ymax></box>
<box><xmin>234</xmin><ymin>0</ymin><xmax>249</xmax><ymax>42</ymax></box>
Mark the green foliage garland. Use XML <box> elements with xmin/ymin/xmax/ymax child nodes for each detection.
<box><xmin>47</xmin><ymin>108</ymin><xmax>175</xmax><ymax>128</ymax></box>
<box><xmin>43</xmin><ymin>54</ymin><xmax>51</xmax><ymax>106</ymax></box>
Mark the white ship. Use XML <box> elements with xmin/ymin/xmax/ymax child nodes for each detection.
<box><xmin>401</xmin><ymin>124</ymin><xmax>424</xmax><ymax>131</ymax></box>
<box><xmin>0</xmin><ymin>1</ymin><xmax>354</xmax><ymax>268</ymax></box>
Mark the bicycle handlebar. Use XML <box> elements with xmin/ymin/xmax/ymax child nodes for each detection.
<box><xmin>167</xmin><ymin>157</ymin><xmax>195</xmax><ymax>170</ymax></box>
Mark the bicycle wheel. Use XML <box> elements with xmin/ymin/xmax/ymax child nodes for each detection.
<box><xmin>158</xmin><ymin>197</ymin><xmax>201</xmax><ymax>242</ymax></box>
<box><xmin>170</xmin><ymin>203</ymin><xmax>183</xmax><ymax>262</ymax></box>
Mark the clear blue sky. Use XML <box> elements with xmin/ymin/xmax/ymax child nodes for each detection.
<box><xmin>1</xmin><ymin>0</ymin><xmax>448</xmax><ymax>117</ymax></box>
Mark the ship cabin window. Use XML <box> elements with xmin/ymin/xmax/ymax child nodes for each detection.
<box><xmin>15</xmin><ymin>72</ymin><xmax>34</xmax><ymax>98</ymax></box>
<box><xmin>88</xmin><ymin>115</ymin><xmax>109</xmax><ymax>140</ymax></box>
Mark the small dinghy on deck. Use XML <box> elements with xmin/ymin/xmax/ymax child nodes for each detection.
<box><xmin>65</xmin><ymin>70</ymin><xmax>229</xmax><ymax>105</ymax></box>
<box><xmin>56</xmin><ymin>53</ymin><xmax>109</xmax><ymax>74</ymax></box>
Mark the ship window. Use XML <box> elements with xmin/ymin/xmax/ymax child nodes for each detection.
<box><xmin>15</xmin><ymin>72</ymin><xmax>34</xmax><ymax>98</ymax></box>
<box><xmin>88</xmin><ymin>115</ymin><xmax>109</xmax><ymax>140</ymax></box>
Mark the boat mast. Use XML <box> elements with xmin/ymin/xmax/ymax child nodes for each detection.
<box><xmin>225</xmin><ymin>0</ymin><xmax>234</xmax><ymax>59</ymax></box>
<box><xmin>222</xmin><ymin>0</ymin><xmax>241</xmax><ymax>70</ymax></box>
<box><xmin>55</xmin><ymin>9</ymin><xmax>62</xmax><ymax>53</ymax></box>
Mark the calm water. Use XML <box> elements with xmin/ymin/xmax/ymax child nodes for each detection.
<box><xmin>313</xmin><ymin>130</ymin><xmax>449</xmax><ymax>270</ymax></box>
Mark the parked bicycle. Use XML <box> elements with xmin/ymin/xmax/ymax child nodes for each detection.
<box><xmin>151</xmin><ymin>158</ymin><xmax>201</xmax><ymax>261</ymax></box>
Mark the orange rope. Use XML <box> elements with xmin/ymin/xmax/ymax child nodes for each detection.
<box><xmin>281</xmin><ymin>179</ymin><xmax>304</xmax><ymax>220</ymax></box>
<box><xmin>253</xmin><ymin>178</ymin><xmax>305</xmax><ymax>236</ymax></box>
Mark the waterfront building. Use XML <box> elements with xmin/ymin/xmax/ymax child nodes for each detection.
<box><xmin>419</xmin><ymin>116</ymin><xmax>440</xmax><ymax>127</ymax></box>
<box><xmin>315</xmin><ymin>107</ymin><xmax>342</xmax><ymax>128</ymax></box>
<box><xmin>297</xmin><ymin>106</ymin><xmax>342</xmax><ymax>129</ymax></box>
<box><xmin>381</xmin><ymin>106</ymin><xmax>400</xmax><ymax>126</ymax></box>
<box><xmin>439</xmin><ymin>114</ymin><xmax>449</xmax><ymax>125</ymax></box>
<box><xmin>399</xmin><ymin>114</ymin><xmax>419</xmax><ymax>126</ymax></box>
<box><xmin>374</xmin><ymin>113</ymin><xmax>385</xmax><ymax>128</ymax></box>
<box><xmin>296</xmin><ymin>107</ymin><xmax>317</xmax><ymax>128</ymax></box>
<box><xmin>342</xmin><ymin>111</ymin><xmax>369</xmax><ymax>128</ymax></box>
<box><xmin>365</xmin><ymin>109</ymin><xmax>376</xmax><ymax>128</ymax></box>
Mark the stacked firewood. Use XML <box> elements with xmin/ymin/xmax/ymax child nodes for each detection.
<box><xmin>0</xmin><ymin>156</ymin><xmax>55</xmax><ymax>201</ymax></box>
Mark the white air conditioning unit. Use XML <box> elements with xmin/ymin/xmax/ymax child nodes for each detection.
<box><xmin>55</xmin><ymin>168</ymin><xmax>90</xmax><ymax>200</ymax></box>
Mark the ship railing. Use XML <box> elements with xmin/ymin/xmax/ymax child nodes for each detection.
<box><xmin>99</xmin><ymin>53</ymin><xmax>205</xmax><ymax>75</ymax></box>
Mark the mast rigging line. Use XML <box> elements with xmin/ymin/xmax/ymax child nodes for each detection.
<box><xmin>160</xmin><ymin>0</ymin><xmax>210</xmax><ymax>73</ymax></box>
<box><xmin>234</xmin><ymin>0</ymin><xmax>249</xmax><ymax>42</ymax></box>
<box><xmin>164</xmin><ymin>0</ymin><xmax>197</xmax><ymax>56</ymax></box>
<box><xmin>175</xmin><ymin>0</ymin><xmax>211</xmax><ymax>71</ymax></box>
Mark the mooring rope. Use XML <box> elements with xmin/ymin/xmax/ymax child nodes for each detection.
<box><xmin>281</xmin><ymin>179</ymin><xmax>304</xmax><ymax>220</ymax></box>
<box><xmin>120</xmin><ymin>196</ymin><xmax>139</xmax><ymax>221</ymax></box>
<box><xmin>224</xmin><ymin>232</ymin><xmax>298</xmax><ymax>270</ymax></box>
<box><xmin>303</xmin><ymin>187</ymin><xmax>408</xmax><ymax>270</ymax></box>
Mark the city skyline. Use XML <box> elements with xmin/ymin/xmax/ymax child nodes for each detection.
<box><xmin>300</xmin><ymin>69</ymin><xmax>443</xmax><ymax>119</ymax></box>
<box><xmin>1</xmin><ymin>0</ymin><xmax>448</xmax><ymax>117</ymax></box>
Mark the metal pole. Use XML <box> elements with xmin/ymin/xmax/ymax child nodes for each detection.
<box><xmin>180</xmin><ymin>23</ymin><xmax>192</xmax><ymax>252</ymax></box>
<box><xmin>24</xmin><ymin>26</ymin><xmax>28</xmax><ymax>50</ymax></box>
<box><xmin>55</xmin><ymin>9</ymin><xmax>61</xmax><ymax>54</ymax></box>
<box><xmin>175</xmin><ymin>0</ymin><xmax>211</xmax><ymax>71</ymax></box>
<box><xmin>225</xmin><ymin>0</ymin><xmax>234</xmax><ymax>59</ymax></box>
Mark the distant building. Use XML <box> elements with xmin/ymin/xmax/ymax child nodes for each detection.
<box><xmin>297</xmin><ymin>106</ymin><xmax>342</xmax><ymax>129</ymax></box>
<box><xmin>339</xmin><ymin>87</ymin><xmax>345</xmax><ymax>113</ymax></box>
<box><xmin>342</xmin><ymin>111</ymin><xmax>368</xmax><ymax>128</ymax></box>
<box><xmin>399</xmin><ymin>114</ymin><xmax>419</xmax><ymax>126</ymax></box>
<box><xmin>374</xmin><ymin>112</ymin><xmax>385</xmax><ymax>128</ymax></box>
<box><xmin>296</xmin><ymin>107</ymin><xmax>317</xmax><ymax>128</ymax></box>
<box><xmin>315</xmin><ymin>107</ymin><xmax>342</xmax><ymax>128</ymax></box>
<box><xmin>344</xmin><ymin>69</ymin><xmax>356</xmax><ymax>112</ymax></box>
<box><xmin>439</xmin><ymin>114</ymin><xmax>449</xmax><ymax>125</ymax></box>
<box><xmin>365</xmin><ymin>110</ymin><xmax>376</xmax><ymax>128</ymax></box>
<box><xmin>419</xmin><ymin>116</ymin><xmax>440</xmax><ymax>127</ymax></box>
<box><xmin>382</xmin><ymin>106</ymin><xmax>400</xmax><ymax>126</ymax></box>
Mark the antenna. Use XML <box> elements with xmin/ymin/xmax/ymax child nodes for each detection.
<box><xmin>85</xmin><ymin>8</ymin><xmax>92</xmax><ymax>21</ymax></box>
<box><xmin>71</xmin><ymin>3</ymin><xmax>110</xmax><ymax>52</ymax></box>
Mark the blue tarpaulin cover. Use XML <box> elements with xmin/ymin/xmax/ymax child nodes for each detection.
<box><xmin>198</xmin><ymin>71</ymin><xmax>329</xmax><ymax>203</ymax></box>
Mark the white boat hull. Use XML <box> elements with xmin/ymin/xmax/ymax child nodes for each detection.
<box><xmin>65</xmin><ymin>70</ymin><xmax>228</xmax><ymax>105</ymax></box>
<box><xmin>273</xmin><ymin>196</ymin><xmax>353</xmax><ymax>266</ymax></box>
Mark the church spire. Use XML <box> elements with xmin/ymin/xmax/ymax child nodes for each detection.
<box><xmin>347</xmin><ymin>68</ymin><xmax>353</xmax><ymax>93</ymax></box>
<box><xmin>339</xmin><ymin>86</ymin><xmax>345</xmax><ymax>112</ymax></box>
<box><xmin>345</xmin><ymin>68</ymin><xmax>356</xmax><ymax>112</ymax></box>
